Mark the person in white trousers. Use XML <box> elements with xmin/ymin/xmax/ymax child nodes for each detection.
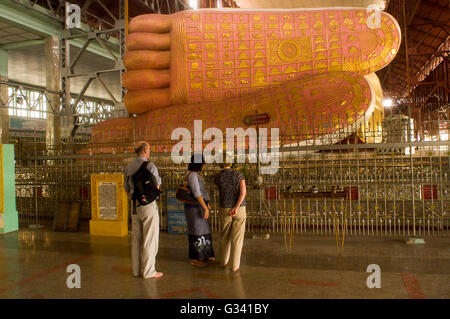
<box><xmin>124</xmin><ymin>141</ymin><xmax>163</xmax><ymax>279</ymax></box>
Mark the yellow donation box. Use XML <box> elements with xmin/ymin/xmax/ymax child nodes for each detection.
<box><xmin>90</xmin><ymin>174</ymin><xmax>128</xmax><ymax>237</ymax></box>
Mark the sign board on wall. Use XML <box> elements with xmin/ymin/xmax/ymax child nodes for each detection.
<box><xmin>421</xmin><ymin>185</ymin><xmax>438</xmax><ymax>200</ymax></box>
<box><xmin>265</xmin><ymin>187</ymin><xmax>278</xmax><ymax>200</ymax></box>
<box><xmin>10</xmin><ymin>117</ymin><xmax>46</xmax><ymax>131</ymax></box>
<box><xmin>166</xmin><ymin>189</ymin><xmax>187</xmax><ymax>235</ymax></box>
<box><xmin>344</xmin><ymin>186</ymin><xmax>359</xmax><ymax>200</ymax></box>
<box><xmin>244</xmin><ymin>113</ymin><xmax>271</xmax><ymax>125</ymax></box>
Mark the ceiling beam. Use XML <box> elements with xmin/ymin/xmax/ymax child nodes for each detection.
<box><xmin>391</xmin><ymin>55</ymin><xmax>424</xmax><ymax>72</ymax></box>
<box><xmin>410</xmin><ymin>39</ymin><xmax>439</xmax><ymax>52</ymax></box>
<box><xmin>413</xmin><ymin>13</ymin><xmax>448</xmax><ymax>25</ymax></box>
<box><xmin>0</xmin><ymin>0</ymin><xmax>62</xmax><ymax>37</ymax></box>
<box><xmin>0</xmin><ymin>0</ymin><xmax>120</xmax><ymax>61</ymax></box>
<box><xmin>409</xmin><ymin>27</ymin><xmax>446</xmax><ymax>43</ymax></box>
<box><xmin>407</xmin><ymin>0</ymin><xmax>422</xmax><ymax>26</ymax></box>
<box><xmin>420</xmin><ymin>0</ymin><xmax>450</xmax><ymax>11</ymax></box>
<box><xmin>0</xmin><ymin>39</ymin><xmax>45</xmax><ymax>50</ymax></box>
<box><xmin>0</xmin><ymin>49</ymin><xmax>7</xmax><ymax>77</ymax></box>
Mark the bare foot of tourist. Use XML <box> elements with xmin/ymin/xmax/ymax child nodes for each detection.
<box><xmin>191</xmin><ymin>260</ymin><xmax>207</xmax><ymax>267</ymax></box>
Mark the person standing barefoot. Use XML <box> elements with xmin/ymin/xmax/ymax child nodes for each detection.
<box><xmin>184</xmin><ymin>154</ymin><xmax>215</xmax><ymax>267</ymax></box>
<box><xmin>214</xmin><ymin>161</ymin><xmax>247</xmax><ymax>272</ymax></box>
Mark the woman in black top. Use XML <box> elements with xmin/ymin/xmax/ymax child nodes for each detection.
<box><xmin>214</xmin><ymin>162</ymin><xmax>247</xmax><ymax>271</ymax></box>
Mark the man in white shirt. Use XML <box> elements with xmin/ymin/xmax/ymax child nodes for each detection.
<box><xmin>124</xmin><ymin>141</ymin><xmax>163</xmax><ymax>279</ymax></box>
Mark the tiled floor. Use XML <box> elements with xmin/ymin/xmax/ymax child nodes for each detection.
<box><xmin>1</xmin><ymin>229</ymin><xmax>449</xmax><ymax>299</ymax></box>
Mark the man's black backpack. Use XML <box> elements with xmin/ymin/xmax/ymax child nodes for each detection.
<box><xmin>132</xmin><ymin>161</ymin><xmax>161</xmax><ymax>208</ymax></box>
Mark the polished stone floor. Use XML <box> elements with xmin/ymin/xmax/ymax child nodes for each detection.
<box><xmin>0</xmin><ymin>229</ymin><xmax>449</xmax><ymax>299</ymax></box>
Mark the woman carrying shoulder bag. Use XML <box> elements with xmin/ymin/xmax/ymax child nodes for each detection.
<box><xmin>183</xmin><ymin>154</ymin><xmax>215</xmax><ymax>267</ymax></box>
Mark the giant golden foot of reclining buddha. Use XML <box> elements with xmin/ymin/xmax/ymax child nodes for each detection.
<box><xmin>90</xmin><ymin>8</ymin><xmax>401</xmax><ymax>152</ymax></box>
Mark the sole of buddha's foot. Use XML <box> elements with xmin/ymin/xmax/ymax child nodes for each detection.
<box><xmin>89</xmin><ymin>71</ymin><xmax>383</xmax><ymax>155</ymax></box>
<box><xmin>123</xmin><ymin>8</ymin><xmax>400</xmax><ymax>114</ymax></box>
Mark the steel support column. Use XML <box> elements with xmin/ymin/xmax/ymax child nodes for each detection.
<box><xmin>0</xmin><ymin>49</ymin><xmax>9</xmax><ymax>144</ymax></box>
<box><xmin>118</xmin><ymin>0</ymin><xmax>126</xmax><ymax>113</ymax></box>
<box><xmin>61</xmin><ymin>0</ymin><xmax>126</xmax><ymax>138</ymax></box>
<box><xmin>45</xmin><ymin>36</ymin><xmax>61</xmax><ymax>149</ymax></box>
